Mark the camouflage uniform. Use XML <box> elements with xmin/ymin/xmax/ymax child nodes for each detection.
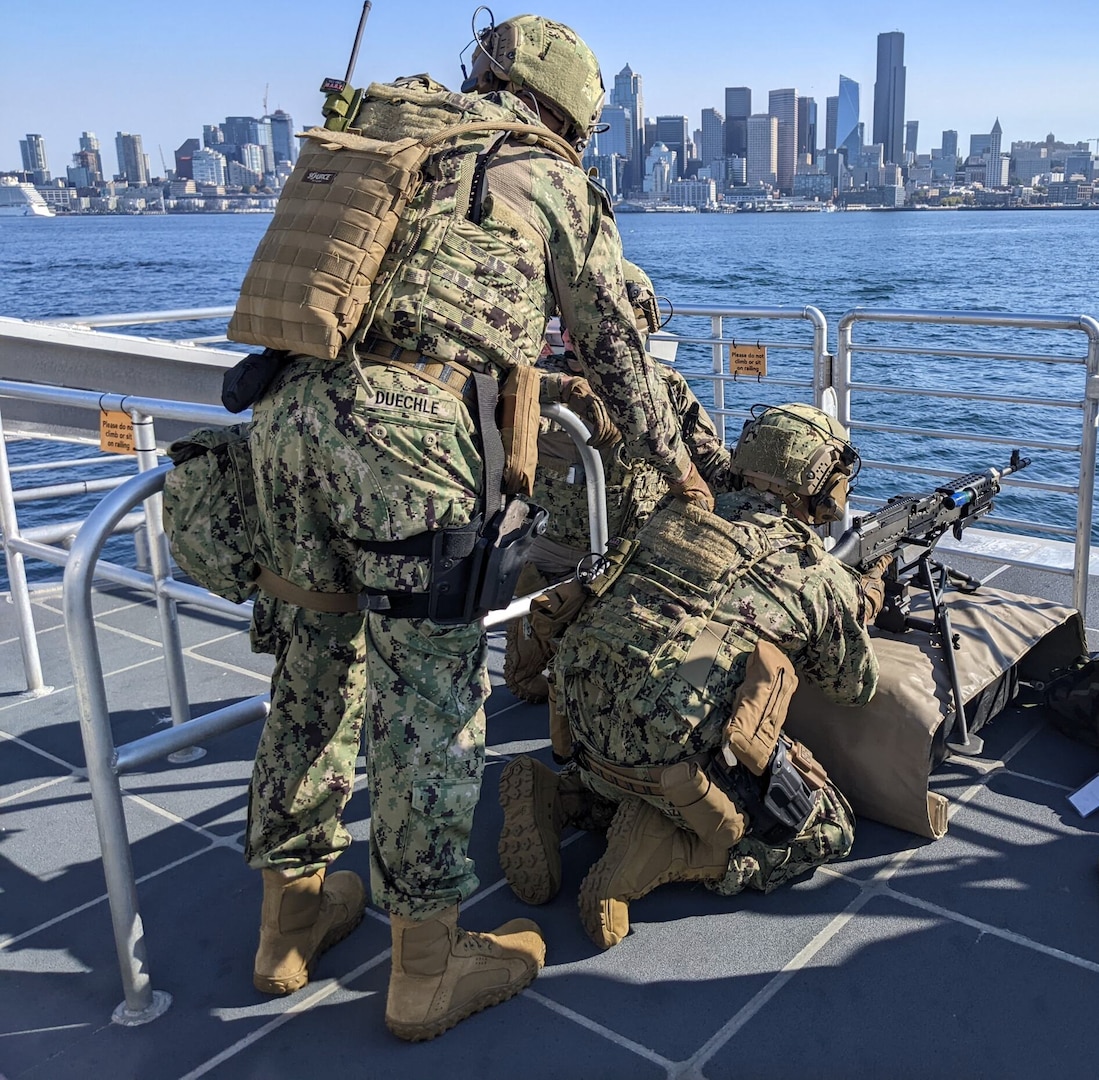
<box><xmin>555</xmin><ymin>488</ymin><xmax>878</xmax><ymax>894</ymax></box>
<box><xmin>245</xmin><ymin>79</ymin><xmax>694</xmax><ymax>919</ymax></box>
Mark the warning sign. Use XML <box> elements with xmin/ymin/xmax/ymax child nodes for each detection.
<box><xmin>729</xmin><ymin>343</ymin><xmax>767</xmax><ymax>377</ymax></box>
<box><xmin>99</xmin><ymin>410</ymin><xmax>136</xmax><ymax>454</ymax></box>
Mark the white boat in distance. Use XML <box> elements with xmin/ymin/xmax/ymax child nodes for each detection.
<box><xmin>0</xmin><ymin>176</ymin><xmax>54</xmax><ymax>216</ymax></box>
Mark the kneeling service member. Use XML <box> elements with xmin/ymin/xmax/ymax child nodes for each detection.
<box><xmin>499</xmin><ymin>404</ymin><xmax>885</xmax><ymax>947</ymax></box>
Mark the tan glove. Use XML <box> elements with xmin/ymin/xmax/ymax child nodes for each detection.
<box><xmin>560</xmin><ymin>376</ymin><xmax>621</xmax><ymax>449</ymax></box>
<box><xmin>668</xmin><ymin>461</ymin><xmax>715</xmax><ymax>512</ymax></box>
<box><xmin>859</xmin><ymin>554</ymin><xmax>894</xmax><ymax>623</ymax></box>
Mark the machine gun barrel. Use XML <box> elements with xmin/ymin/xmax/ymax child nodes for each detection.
<box><xmin>830</xmin><ymin>450</ymin><xmax>1030</xmax><ymax>572</ymax></box>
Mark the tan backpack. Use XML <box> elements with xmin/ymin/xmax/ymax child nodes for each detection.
<box><xmin>227</xmin><ymin>114</ymin><xmax>578</xmax><ymax>362</ymax></box>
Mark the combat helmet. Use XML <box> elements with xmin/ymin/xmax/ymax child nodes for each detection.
<box><xmin>731</xmin><ymin>403</ymin><xmax>860</xmax><ymax>524</ymax></box>
<box><xmin>461</xmin><ymin>13</ymin><xmax>606</xmax><ymax>148</ymax></box>
<box><xmin>622</xmin><ymin>260</ymin><xmax>662</xmax><ymax>334</ymax></box>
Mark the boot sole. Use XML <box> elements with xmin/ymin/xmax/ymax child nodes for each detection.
<box><xmin>385</xmin><ymin>960</ymin><xmax>542</xmax><ymax>1043</ymax></box>
<box><xmin>253</xmin><ymin>905</ymin><xmax>367</xmax><ymax>995</ymax></box>
<box><xmin>498</xmin><ymin>756</ymin><xmax>561</xmax><ymax>905</ymax></box>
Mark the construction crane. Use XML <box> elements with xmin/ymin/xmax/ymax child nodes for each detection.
<box><xmin>263</xmin><ymin>83</ymin><xmax>270</xmax><ymax>117</ymax></box>
<box><xmin>158</xmin><ymin>145</ymin><xmax>168</xmax><ymax>178</ymax></box>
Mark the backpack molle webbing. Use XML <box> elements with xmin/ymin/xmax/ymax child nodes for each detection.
<box><xmin>227</xmin><ymin>79</ymin><xmax>579</xmax><ymax>362</ymax></box>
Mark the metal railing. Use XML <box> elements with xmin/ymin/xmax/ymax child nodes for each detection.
<box><xmin>834</xmin><ymin>308</ymin><xmax>1099</xmax><ymax>615</ymax></box>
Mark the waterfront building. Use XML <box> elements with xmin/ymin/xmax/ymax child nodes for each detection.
<box><xmin>19</xmin><ymin>134</ymin><xmax>50</xmax><ymax>184</ymax></box>
<box><xmin>670</xmin><ymin>178</ymin><xmax>716</xmax><ymax>209</ymax></box>
<box><xmin>174</xmin><ymin>139</ymin><xmax>200</xmax><ymax>181</ymax></box>
<box><xmin>723</xmin><ymin>87</ymin><xmax>751</xmax><ymax>160</ymax></box>
<box><xmin>700</xmin><ymin>108</ymin><xmax>724</xmax><ymax>167</ymax></box>
<box><xmin>612</xmin><ymin>65</ymin><xmax>645</xmax><ymax>194</ymax></box>
<box><xmin>1064</xmin><ymin>151</ymin><xmax>1094</xmax><ymax>181</ymax></box>
<box><xmin>655</xmin><ymin>116</ymin><xmax>689</xmax><ymax>183</ymax></box>
<box><xmin>746</xmin><ymin>113</ymin><xmax>778</xmax><ymax>188</ymax></box>
<box><xmin>797</xmin><ymin>97</ymin><xmax>817</xmax><ymax>164</ymax></box>
<box><xmin>114</xmin><ymin>132</ymin><xmax>150</xmax><ymax>186</ymax></box>
<box><xmin>643</xmin><ymin>142</ymin><xmax>676</xmax><ymax>195</ymax></box>
<box><xmin>792</xmin><ymin>171</ymin><xmax>834</xmax><ymax>200</ymax></box>
<box><xmin>1009</xmin><ymin>144</ymin><xmax>1049</xmax><ymax>185</ymax></box>
<box><xmin>725</xmin><ymin>155</ymin><xmax>747</xmax><ymax>186</ymax></box>
<box><xmin>192</xmin><ymin>147</ymin><xmax>227</xmax><ymax>187</ymax></box>
<box><xmin>228</xmin><ymin>160</ymin><xmax>263</xmax><ymax>190</ymax></box>
<box><xmin>836</xmin><ymin>77</ymin><xmax>860</xmax><ymax>159</ymax></box>
<box><xmin>825</xmin><ymin>96</ymin><xmax>838</xmax><ymax>153</ymax></box>
<box><xmin>768</xmin><ymin>88</ymin><xmax>798</xmax><ymax>193</ymax></box>
<box><xmin>873</xmin><ymin>31</ymin><xmax>906</xmax><ymax>165</ymax></box>
<box><xmin>267</xmin><ymin>110</ymin><xmax>297</xmax><ymax>166</ymax></box>
<box><xmin>78</xmin><ymin>133</ymin><xmax>103</xmax><ymax>183</ymax></box>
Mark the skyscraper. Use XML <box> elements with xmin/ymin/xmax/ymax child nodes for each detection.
<box><xmin>873</xmin><ymin>31</ymin><xmax>906</xmax><ymax>165</ymax></box>
<box><xmin>746</xmin><ymin>113</ymin><xmax>778</xmax><ymax>188</ymax></box>
<box><xmin>700</xmin><ymin>108</ymin><xmax>724</xmax><ymax>166</ymax></box>
<box><xmin>268</xmin><ymin>110</ymin><xmax>297</xmax><ymax>166</ymax></box>
<box><xmin>835</xmin><ymin>76</ymin><xmax>860</xmax><ymax>158</ymax></box>
<box><xmin>724</xmin><ymin>87</ymin><xmax>751</xmax><ymax>159</ymax></box>
<box><xmin>20</xmin><ymin>134</ymin><xmax>49</xmax><ymax>183</ymax></box>
<box><xmin>825</xmin><ymin>97</ymin><xmax>838</xmax><ymax>153</ymax></box>
<box><xmin>768</xmin><ymin>88</ymin><xmax>798</xmax><ymax>193</ymax></box>
<box><xmin>797</xmin><ymin>97</ymin><xmax>817</xmax><ymax>162</ymax></box>
<box><xmin>78</xmin><ymin>132</ymin><xmax>103</xmax><ymax>183</ymax></box>
<box><xmin>115</xmin><ymin>132</ymin><xmax>150</xmax><ymax>185</ymax></box>
<box><xmin>174</xmin><ymin>138</ymin><xmax>201</xmax><ymax>180</ymax></box>
<box><xmin>612</xmin><ymin>65</ymin><xmax>644</xmax><ymax>194</ymax></box>
<box><xmin>905</xmin><ymin>120</ymin><xmax>919</xmax><ymax>158</ymax></box>
<box><xmin>941</xmin><ymin>130</ymin><xmax>959</xmax><ymax>159</ymax></box>
<box><xmin>655</xmin><ymin>116</ymin><xmax>689</xmax><ymax>183</ymax></box>
<box><xmin>985</xmin><ymin>118</ymin><xmax>1005</xmax><ymax>188</ymax></box>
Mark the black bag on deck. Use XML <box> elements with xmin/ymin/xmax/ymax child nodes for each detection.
<box><xmin>1042</xmin><ymin>653</ymin><xmax>1099</xmax><ymax>749</ymax></box>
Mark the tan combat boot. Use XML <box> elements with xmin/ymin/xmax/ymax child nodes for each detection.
<box><xmin>385</xmin><ymin>906</ymin><xmax>546</xmax><ymax>1041</ymax></box>
<box><xmin>578</xmin><ymin>797</ymin><xmax>731</xmax><ymax>950</ymax></box>
<box><xmin>253</xmin><ymin>867</ymin><xmax>367</xmax><ymax>994</ymax></box>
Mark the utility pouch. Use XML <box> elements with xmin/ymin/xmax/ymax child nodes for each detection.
<box><xmin>221</xmin><ymin>349</ymin><xmax>292</xmax><ymax>413</ymax></box>
<box><xmin>424</xmin><ymin>516</ymin><xmax>483</xmax><ymax>623</ymax></box>
<box><xmin>499</xmin><ymin>363</ymin><xmax>542</xmax><ymax>497</ymax></box>
<box><xmin>707</xmin><ymin>737</ymin><xmax>817</xmax><ymax>847</ymax></box>
<box><xmin>725</xmin><ymin>639</ymin><xmax>798</xmax><ymax>776</ymax></box>
<box><xmin>461</xmin><ymin>498</ymin><xmax>549</xmax><ymax>622</ymax></box>
<box><xmin>660</xmin><ymin>758</ymin><xmax>748</xmax><ymax>848</ymax></box>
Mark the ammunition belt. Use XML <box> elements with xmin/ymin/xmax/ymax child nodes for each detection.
<box><xmin>357</xmin><ymin>335</ymin><xmax>478</xmax><ymax>402</ymax></box>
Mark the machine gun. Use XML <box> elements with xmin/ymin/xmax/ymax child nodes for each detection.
<box><xmin>829</xmin><ymin>450</ymin><xmax>1031</xmax><ymax>754</ymax></box>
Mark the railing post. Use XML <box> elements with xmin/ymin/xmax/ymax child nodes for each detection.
<box><xmin>0</xmin><ymin>401</ymin><xmax>49</xmax><ymax>694</ymax></box>
<box><xmin>1074</xmin><ymin>317</ymin><xmax>1099</xmax><ymax>616</ymax></box>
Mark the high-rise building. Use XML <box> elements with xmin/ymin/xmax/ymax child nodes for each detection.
<box><xmin>192</xmin><ymin>147</ymin><xmax>227</xmax><ymax>187</ymax></box>
<box><xmin>724</xmin><ymin>87</ymin><xmax>751</xmax><ymax>159</ymax></box>
<box><xmin>746</xmin><ymin>113</ymin><xmax>778</xmax><ymax>188</ymax></box>
<box><xmin>78</xmin><ymin>132</ymin><xmax>103</xmax><ymax>183</ymax></box>
<box><xmin>970</xmin><ymin>133</ymin><xmax>992</xmax><ymax>158</ymax></box>
<box><xmin>873</xmin><ymin>31</ymin><xmax>906</xmax><ymax>165</ymax></box>
<box><xmin>655</xmin><ymin>116</ymin><xmax>689</xmax><ymax>184</ymax></box>
<box><xmin>20</xmin><ymin>134</ymin><xmax>50</xmax><ymax>183</ymax></box>
<box><xmin>941</xmin><ymin>130</ymin><xmax>959</xmax><ymax>159</ymax></box>
<box><xmin>835</xmin><ymin>76</ymin><xmax>860</xmax><ymax>158</ymax></box>
<box><xmin>825</xmin><ymin>97</ymin><xmax>838</xmax><ymax>153</ymax></box>
<box><xmin>594</xmin><ymin>103</ymin><xmax>631</xmax><ymax>159</ymax></box>
<box><xmin>268</xmin><ymin>110</ymin><xmax>297</xmax><ymax>166</ymax></box>
<box><xmin>768</xmin><ymin>88</ymin><xmax>798</xmax><ymax>193</ymax></box>
<box><xmin>612</xmin><ymin>65</ymin><xmax>644</xmax><ymax>194</ymax></box>
<box><xmin>222</xmin><ymin>117</ymin><xmax>275</xmax><ymax>173</ymax></box>
<box><xmin>985</xmin><ymin>118</ymin><xmax>1004</xmax><ymax>188</ymax></box>
<box><xmin>644</xmin><ymin>142</ymin><xmax>676</xmax><ymax>194</ymax></box>
<box><xmin>905</xmin><ymin>121</ymin><xmax>919</xmax><ymax>158</ymax></box>
<box><xmin>700</xmin><ymin>108</ymin><xmax>724</xmax><ymax>166</ymax></box>
<box><xmin>797</xmin><ymin>97</ymin><xmax>817</xmax><ymax>162</ymax></box>
<box><xmin>114</xmin><ymin>132</ymin><xmax>150</xmax><ymax>185</ymax></box>
<box><xmin>174</xmin><ymin>139</ymin><xmax>200</xmax><ymax>180</ymax></box>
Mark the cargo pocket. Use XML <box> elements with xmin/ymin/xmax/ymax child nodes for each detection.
<box><xmin>401</xmin><ymin>777</ymin><xmax>481</xmax><ymax>878</ymax></box>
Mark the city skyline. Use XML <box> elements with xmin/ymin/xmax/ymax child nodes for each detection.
<box><xmin>4</xmin><ymin>1</ymin><xmax>1098</xmax><ymax>176</ymax></box>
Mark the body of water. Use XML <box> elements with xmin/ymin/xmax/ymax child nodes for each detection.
<box><xmin>1</xmin><ymin>208</ymin><xmax>1097</xmax><ymax>587</ymax></box>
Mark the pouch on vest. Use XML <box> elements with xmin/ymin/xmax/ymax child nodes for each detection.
<box><xmin>162</xmin><ymin>425</ymin><xmax>259</xmax><ymax>604</ymax></box>
<box><xmin>725</xmin><ymin>639</ymin><xmax>798</xmax><ymax>776</ymax></box>
<box><xmin>499</xmin><ymin>363</ymin><xmax>541</xmax><ymax>497</ymax></box>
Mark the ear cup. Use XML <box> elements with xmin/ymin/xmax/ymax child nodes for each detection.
<box><xmin>809</xmin><ymin>471</ymin><xmax>848</xmax><ymax>524</ymax></box>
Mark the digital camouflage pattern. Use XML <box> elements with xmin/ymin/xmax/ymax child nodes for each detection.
<box><xmin>555</xmin><ymin>488</ymin><xmax>875</xmax><ymax>883</ymax></box>
<box><xmin>247</xmin><ymin>357</ymin><xmax>488</xmax><ymax>916</ymax></box>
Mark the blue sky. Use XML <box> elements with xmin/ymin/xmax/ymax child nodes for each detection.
<box><xmin>4</xmin><ymin>1</ymin><xmax>1098</xmax><ymax>176</ymax></box>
